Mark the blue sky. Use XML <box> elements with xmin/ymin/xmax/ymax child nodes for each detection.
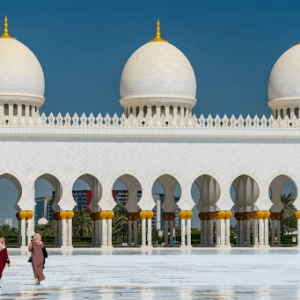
<box><xmin>0</xmin><ymin>0</ymin><xmax>298</xmax><ymax>227</ymax></box>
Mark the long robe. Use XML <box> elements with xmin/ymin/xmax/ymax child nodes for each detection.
<box><xmin>29</xmin><ymin>242</ymin><xmax>45</xmax><ymax>281</ymax></box>
<box><xmin>0</xmin><ymin>247</ymin><xmax>10</xmax><ymax>279</ymax></box>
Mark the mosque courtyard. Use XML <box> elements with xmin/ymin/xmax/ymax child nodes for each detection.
<box><xmin>0</xmin><ymin>248</ymin><xmax>299</xmax><ymax>299</ymax></box>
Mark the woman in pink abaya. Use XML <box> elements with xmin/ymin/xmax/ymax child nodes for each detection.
<box><xmin>0</xmin><ymin>238</ymin><xmax>10</xmax><ymax>288</ymax></box>
<box><xmin>28</xmin><ymin>233</ymin><xmax>45</xmax><ymax>285</ymax></box>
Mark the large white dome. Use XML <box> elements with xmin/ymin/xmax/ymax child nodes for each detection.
<box><xmin>120</xmin><ymin>35</ymin><xmax>197</xmax><ymax>110</ymax></box>
<box><xmin>268</xmin><ymin>44</ymin><xmax>300</xmax><ymax>111</ymax></box>
<box><xmin>0</xmin><ymin>38</ymin><xmax>45</xmax><ymax>105</ymax></box>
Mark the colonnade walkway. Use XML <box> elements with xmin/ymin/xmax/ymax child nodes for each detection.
<box><xmin>16</xmin><ymin>210</ymin><xmax>299</xmax><ymax>248</ymax></box>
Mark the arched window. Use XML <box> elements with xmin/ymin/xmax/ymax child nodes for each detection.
<box><xmin>35</xmin><ymin>106</ymin><xmax>37</xmax><ymax>112</ymax></box>
<box><xmin>151</xmin><ymin>106</ymin><xmax>156</xmax><ymax>117</ymax></box>
<box><xmin>13</xmin><ymin>104</ymin><xmax>18</xmax><ymax>116</ymax></box>
<box><xmin>130</xmin><ymin>107</ymin><xmax>133</xmax><ymax>115</ymax></box>
<box><xmin>280</xmin><ymin>109</ymin><xmax>283</xmax><ymax>119</ymax></box>
<box><xmin>22</xmin><ymin>105</ymin><xmax>26</xmax><ymax>116</ymax></box>
<box><xmin>143</xmin><ymin>106</ymin><xmax>147</xmax><ymax>117</ymax></box>
<box><xmin>178</xmin><ymin>106</ymin><xmax>181</xmax><ymax>116</ymax></box>
<box><xmin>170</xmin><ymin>106</ymin><xmax>174</xmax><ymax>117</ymax></box>
<box><xmin>287</xmin><ymin>108</ymin><xmax>291</xmax><ymax>118</ymax></box>
<box><xmin>4</xmin><ymin>104</ymin><xmax>8</xmax><ymax>116</ymax></box>
<box><xmin>295</xmin><ymin>108</ymin><xmax>299</xmax><ymax>119</ymax></box>
<box><xmin>184</xmin><ymin>107</ymin><xmax>187</xmax><ymax>117</ymax></box>
<box><xmin>275</xmin><ymin>110</ymin><xmax>278</xmax><ymax>119</ymax></box>
<box><xmin>29</xmin><ymin>105</ymin><xmax>32</xmax><ymax>117</ymax></box>
<box><xmin>125</xmin><ymin>108</ymin><xmax>128</xmax><ymax>117</ymax></box>
<box><xmin>136</xmin><ymin>106</ymin><xmax>140</xmax><ymax>117</ymax></box>
<box><xmin>161</xmin><ymin>106</ymin><xmax>165</xmax><ymax>116</ymax></box>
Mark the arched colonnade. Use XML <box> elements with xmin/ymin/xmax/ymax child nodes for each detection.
<box><xmin>2</xmin><ymin>171</ymin><xmax>299</xmax><ymax>248</ymax></box>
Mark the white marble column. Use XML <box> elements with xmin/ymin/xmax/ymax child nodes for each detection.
<box><xmin>203</xmin><ymin>220</ymin><xmax>208</xmax><ymax>246</ymax></box>
<box><xmin>107</xmin><ymin>219</ymin><xmax>112</xmax><ymax>247</ymax></box>
<box><xmin>264</xmin><ymin>218</ymin><xmax>269</xmax><ymax>246</ymax></box>
<box><xmin>209</xmin><ymin>219</ymin><xmax>214</xmax><ymax>246</ymax></box>
<box><xmin>246</xmin><ymin>219</ymin><xmax>251</xmax><ymax>246</ymax></box>
<box><xmin>235</xmin><ymin>220</ymin><xmax>239</xmax><ymax>246</ymax></box>
<box><xmin>170</xmin><ymin>220</ymin><xmax>174</xmax><ymax>246</ymax></box>
<box><xmin>253</xmin><ymin>218</ymin><xmax>259</xmax><ymax>247</ymax></box>
<box><xmin>164</xmin><ymin>219</ymin><xmax>169</xmax><ymax>246</ymax></box>
<box><xmin>216</xmin><ymin>219</ymin><xmax>221</xmax><ymax>247</ymax></box>
<box><xmin>17</xmin><ymin>219</ymin><xmax>21</xmax><ymax>247</ymax></box>
<box><xmin>67</xmin><ymin>219</ymin><xmax>73</xmax><ymax>247</ymax></box>
<box><xmin>225</xmin><ymin>218</ymin><xmax>230</xmax><ymax>246</ymax></box>
<box><xmin>186</xmin><ymin>218</ymin><xmax>192</xmax><ymax>247</ymax></box>
<box><xmin>277</xmin><ymin>220</ymin><xmax>281</xmax><ymax>246</ymax></box>
<box><xmin>297</xmin><ymin>219</ymin><xmax>300</xmax><ymax>247</ymax></box>
<box><xmin>220</xmin><ymin>219</ymin><xmax>226</xmax><ymax>246</ymax></box>
<box><xmin>259</xmin><ymin>218</ymin><xmax>264</xmax><ymax>247</ymax></box>
<box><xmin>128</xmin><ymin>220</ymin><xmax>133</xmax><ymax>246</ymax></box>
<box><xmin>271</xmin><ymin>219</ymin><xmax>276</xmax><ymax>246</ymax></box>
<box><xmin>21</xmin><ymin>219</ymin><xmax>26</xmax><ymax>248</ymax></box>
<box><xmin>181</xmin><ymin>218</ymin><xmax>185</xmax><ymax>247</ymax></box>
<box><xmin>133</xmin><ymin>219</ymin><xmax>138</xmax><ymax>246</ymax></box>
<box><xmin>147</xmin><ymin>218</ymin><xmax>152</xmax><ymax>247</ymax></box>
<box><xmin>26</xmin><ymin>219</ymin><xmax>32</xmax><ymax>246</ymax></box>
<box><xmin>61</xmin><ymin>219</ymin><xmax>67</xmax><ymax>248</ymax></box>
<box><xmin>141</xmin><ymin>218</ymin><xmax>146</xmax><ymax>248</ymax></box>
<box><xmin>239</xmin><ymin>220</ymin><xmax>244</xmax><ymax>246</ymax></box>
<box><xmin>102</xmin><ymin>219</ymin><xmax>108</xmax><ymax>247</ymax></box>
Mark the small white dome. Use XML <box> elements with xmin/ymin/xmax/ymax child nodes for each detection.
<box><xmin>268</xmin><ymin>44</ymin><xmax>300</xmax><ymax>110</ymax></box>
<box><xmin>120</xmin><ymin>41</ymin><xmax>197</xmax><ymax>108</ymax></box>
<box><xmin>0</xmin><ymin>28</ymin><xmax>45</xmax><ymax>106</ymax></box>
<box><xmin>37</xmin><ymin>217</ymin><xmax>48</xmax><ymax>225</ymax></box>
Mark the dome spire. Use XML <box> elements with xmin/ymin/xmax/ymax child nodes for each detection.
<box><xmin>149</xmin><ymin>19</ymin><xmax>168</xmax><ymax>43</ymax></box>
<box><xmin>0</xmin><ymin>15</ymin><xmax>16</xmax><ymax>39</ymax></box>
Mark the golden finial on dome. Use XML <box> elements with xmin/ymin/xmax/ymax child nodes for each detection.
<box><xmin>0</xmin><ymin>15</ymin><xmax>16</xmax><ymax>39</ymax></box>
<box><xmin>149</xmin><ymin>19</ymin><xmax>168</xmax><ymax>43</ymax></box>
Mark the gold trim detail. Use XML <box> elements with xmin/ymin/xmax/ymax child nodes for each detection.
<box><xmin>0</xmin><ymin>15</ymin><xmax>16</xmax><ymax>39</ymax></box>
<box><xmin>149</xmin><ymin>19</ymin><xmax>168</xmax><ymax>43</ymax></box>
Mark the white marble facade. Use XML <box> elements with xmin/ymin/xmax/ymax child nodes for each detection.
<box><xmin>0</xmin><ymin>17</ymin><xmax>300</xmax><ymax>248</ymax></box>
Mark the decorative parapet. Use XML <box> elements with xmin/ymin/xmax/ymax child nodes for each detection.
<box><xmin>1</xmin><ymin>113</ymin><xmax>300</xmax><ymax>129</ymax></box>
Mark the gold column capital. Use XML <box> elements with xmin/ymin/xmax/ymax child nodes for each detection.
<box><xmin>225</xmin><ymin>211</ymin><xmax>232</xmax><ymax>220</ymax></box>
<box><xmin>140</xmin><ymin>211</ymin><xmax>148</xmax><ymax>219</ymax></box>
<box><xmin>186</xmin><ymin>211</ymin><xmax>193</xmax><ymax>220</ymax></box>
<box><xmin>107</xmin><ymin>211</ymin><xmax>114</xmax><ymax>219</ymax></box>
<box><xmin>257</xmin><ymin>211</ymin><xmax>264</xmax><ymax>219</ymax></box>
<box><xmin>179</xmin><ymin>211</ymin><xmax>187</xmax><ymax>220</ymax></box>
<box><xmin>263</xmin><ymin>211</ymin><xmax>271</xmax><ymax>220</ymax></box>
<box><xmin>147</xmin><ymin>211</ymin><xmax>154</xmax><ymax>219</ymax></box>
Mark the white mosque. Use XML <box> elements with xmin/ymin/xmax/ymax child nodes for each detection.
<box><xmin>0</xmin><ymin>16</ymin><xmax>299</xmax><ymax>249</ymax></box>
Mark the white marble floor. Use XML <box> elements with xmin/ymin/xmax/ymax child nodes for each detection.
<box><xmin>1</xmin><ymin>247</ymin><xmax>300</xmax><ymax>299</ymax></box>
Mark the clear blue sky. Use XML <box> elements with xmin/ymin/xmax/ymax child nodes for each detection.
<box><xmin>0</xmin><ymin>0</ymin><xmax>298</xmax><ymax>227</ymax></box>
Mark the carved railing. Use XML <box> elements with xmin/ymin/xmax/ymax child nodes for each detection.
<box><xmin>0</xmin><ymin>113</ymin><xmax>299</xmax><ymax>129</ymax></box>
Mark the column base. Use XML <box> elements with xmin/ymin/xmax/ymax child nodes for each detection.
<box><xmin>59</xmin><ymin>245</ymin><xmax>73</xmax><ymax>249</ymax></box>
<box><xmin>258</xmin><ymin>245</ymin><xmax>270</xmax><ymax>248</ymax></box>
<box><xmin>19</xmin><ymin>245</ymin><xmax>27</xmax><ymax>249</ymax></box>
<box><xmin>147</xmin><ymin>245</ymin><xmax>153</xmax><ymax>248</ymax></box>
<box><xmin>140</xmin><ymin>245</ymin><xmax>148</xmax><ymax>249</ymax></box>
<box><xmin>101</xmin><ymin>245</ymin><xmax>113</xmax><ymax>249</ymax></box>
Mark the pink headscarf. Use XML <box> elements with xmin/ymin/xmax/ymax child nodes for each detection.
<box><xmin>0</xmin><ymin>238</ymin><xmax>5</xmax><ymax>246</ymax></box>
<box><xmin>33</xmin><ymin>233</ymin><xmax>43</xmax><ymax>245</ymax></box>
